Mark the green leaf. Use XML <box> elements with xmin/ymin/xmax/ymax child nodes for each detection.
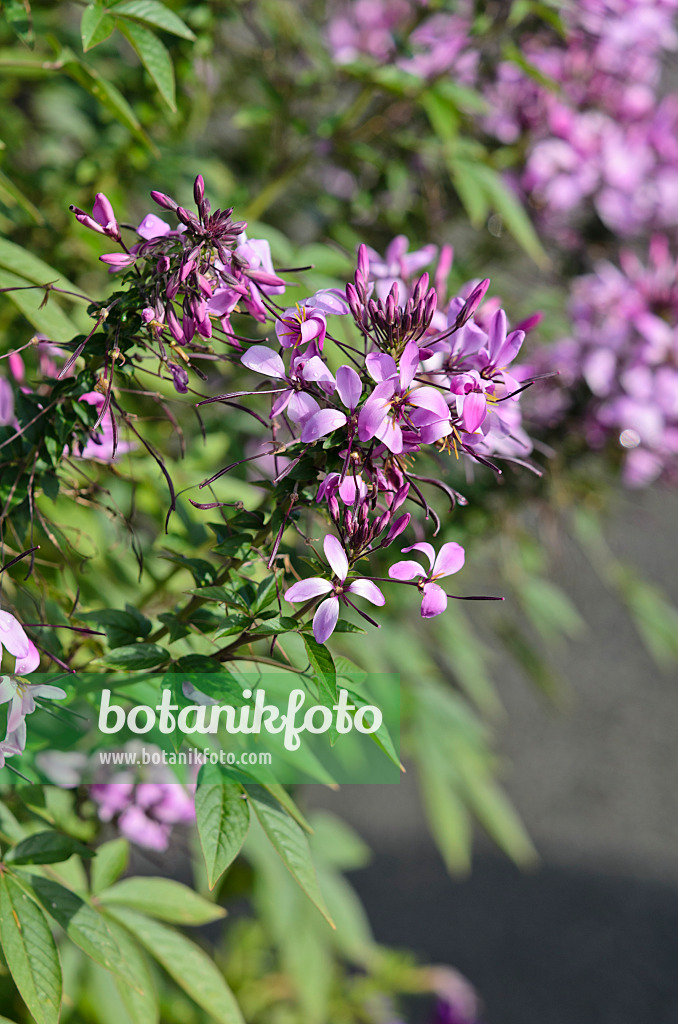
<box><xmin>91</xmin><ymin>837</ymin><xmax>130</xmax><ymax>896</ymax></box>
<box><xmin>0</xmin><ymin>873</ymin><xmax>62</xmax><ymax>1024</ymax></box>
<box><xmin>196</xmin><ymin>783</ymin><xmax>250</xmax><ymax>890</ymax></box>
<box><xmin>302</xmin><ymin>635</ymin><xmax>337</xmax><ymax>702</ymax></box>
<box><xmin>110</xmin><ymin>0</ymin><xmax>195</xmax><ymax>40</ymax></box>
<box><xmin>58</xmin><ymin>47</ymin><xmax>157</xmax><ymax>154</ymax></box>
<box><xmin>0</xmin><ymin>267</ymin><xmax>79</xmax><ymax>343</ymax></box>
<box><xmin>102</xmin><ymin>643</ymin><xmax>169</xmax><ymax>669</ymax></box>
<box><xmin>248</xmin><ymin>787</ymin><xmax>334</xmax><ymax>927</ymax></box>
<box><xmin>418</xmin><ymin>766</ymin><xmax>472</xmax><ymax>875</ymax></box>
<box><xmin>118</xmin><ymin>21</ymin><xmax>175</xmax><ymax>111</ymax></box>
<box><xmin>2</xmin><ymin>0</ymin><xmax>32</xmax><ymax>45</ymax></box>
<box><xmin>106</xmin><ymin>907</ymin><xmax>245</xmax><ymax>1024</ymax></box>
<box><xmin>6</xmin><ymin>830</ymin><xmax>93</xmax><ymax>865</ymax></box>
<box><xmin>473</xmin><ymin>163</ymin><xmax>549</xmax><ymax>267</ymax></box>
<box><xmin>448</xmin><ymin>158</ymin><xmax>490</xmax><ymax>227</ymax></box>
<box><xmin>79</xmin><ymin>608</ymin><xmax>151</xmax><ymax>650</ymax></box>
<box><xmin>459</xmin><ymin>762</ymin><xmax>537</xmax><ymax>866</ymax></box>
<box><xmin>103</xmin><ymin>914</ymin><xmax>159</xmax><ymax>1024</ymax></box>
<box><xmin>18</xmin><ymin>875</ymin><xmax>136</xmax><ymax>988</ymax></box>
<box><xmin>81</xmin><ymin>5</ymin><xmax>116</xmax><ymax>50</ymax></box>
<box><xmin>0</xmin><ymin>170</ymin><xmax>43</xmax><ymax>223</ymax></box>
<box><xmin>99</xmin><ymin>877</ymin><xmax>226</xmax><ymax>925</ymax></box>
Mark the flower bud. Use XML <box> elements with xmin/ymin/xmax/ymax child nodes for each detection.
<box><xmin>150</xmin><ymin>191</ymin><xmax>178</xmax><ymax>211</ymax></box>
<box><xmin>193</xmin><ymin>175</ymin><xmax>205</xmax><ymax>206</ymax></box>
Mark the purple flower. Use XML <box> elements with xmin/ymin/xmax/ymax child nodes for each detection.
<box><xmin>389</xmin><ymin>541</ymin><xmax>465</xmax><ymax>617</ymax></box>
<box><xmin>99</xmin><ymin>252</ymin><xmax>137</xmax><ymax>269</ymax></box>
<box><xmin>137</xmin><ymin>213</ymin><xmax>173</xmax><ymax>240</ymax></box>
<box><xmin>72</xmin><ymin>392</ymin><xmax>134</xmax><ymax>463</ymax></box>
<box><xmin>70</xmin><ymin>193</ymin><xmax>121</xmax><ymax>241</ymax></box>
<box><xmin>90</xmin><ymin>742</ymin><xmax>195</xmax><ymax>851</ymax></box>
<box><xmin>358</xmin><ymin>341</ymin><xmax>451</xmax><ymax>453</ymax></box>
<box><xmin>0</xmin><ymin>675</ymin><xmax>66</xmax><ymax>732</ymax></box>
<box><xmin>241</xmin><ymin>345</ymin><xmax>337</xmax><ymax>426</ymax></box>
<box><xmin>285</xmin><ymin>535</ymin><xmax>385</xmax><ymax>643</ymax></box>
<box><xmin>276</xmin><ymin>304</ymin><xmax>327</xmax><ymax>352</ymax></box>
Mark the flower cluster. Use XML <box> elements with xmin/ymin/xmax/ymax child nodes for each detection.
<box><xmin>483</xmin><ymin>0</ymin><xmax>678</xmax><ymax>241</ymax></box>
<box><xmin>90</xmin><ymin>747</ymin><xmax>195</xmax><ymax>851</ymax></box>
<box><xmin>326</xmin><ymin>0</ymin><xmax>477</xmax><ymax>82</ymax></box>
<box><xmin>524</xmin><ymin>237</ymin><xmax>678</xmax><ymax>487</ymax></box>
<box><xmin>68</xmin><ymin>181</ymin><xmax>542</xmax><ymax>645</ymax></box>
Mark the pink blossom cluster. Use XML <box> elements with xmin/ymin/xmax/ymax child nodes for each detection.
<box><xmin>524</xmin><ymin>237</ymin><xmax>678</xmax><ymax>487</ymax></box>
<box><xmin>483</xmin><ymin>0</ymin><xmax>678</xmax><ymax>240</ymax></box>
<box><xmin>326</xmin><ymin>0</ymin><xmax>477</xmax><ymax>82</ymax></box>
<box><xmin>70</xmin><ymin>183</ymin><xmax>542</xmax><ymax>644</ymax></box>
<box><xmin>90</xmin><ymin>748</ymin><xmax>195</xmax><ymax>851</ymax></box>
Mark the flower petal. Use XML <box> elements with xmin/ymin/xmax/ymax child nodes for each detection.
<box><xmin>375</xmin><ymin>416</ymin><xmax>403</xmax><ymax>453</ymax></box>
<box><xmin>462</xmin><ymin>392</ymin><xmax>487</xmax><ymax>433</ymax></box>
<box><xmin>433</xmin><ymin>542</ymin><xmax>465</xmax><ymax>578</ymax></box>
<box><xmin>285</xmin><ymin>578</ymin><xmax>333</xmax><ymax>602</ymax></box>
<box><xmin>336</xmin><ymin>365</ymin><xmax>362</xmax><ymax>411</ymax></box>
<box><xmin>137</xmin><ymin>213</ymin><xmax>171</xmax><ymax>240</ymax></box>
<box><xmin>399</xmin><ymin>341</ymin><xmax>421</xmax><ymax>390</ymax></box>
<box><xmin>286</xmin><ymin>391</ymin><xmax>320</xmax><ymax>424</ymax></box>
<box><xmin>313</xmin><ymin>597</ymin><xmax>340</xmax><ymax>644</ymax></box>
<box><xmin>301</xmin><ymin>409</ymin><xmax>347</xmax><ymax>442</ymax></box>
<box><xmin>241</xmin><ymin>345</ymin><xmax>286</xmax><ymax>379</ymax></box>
<box><xmin>421</xmin><ymin>582</ymin><xmax>448</xmax><ymax>618</ymax></box>
<box><xmin>15</xmin><ymin>640</ymin><xmax>40</xmax><ymax>675</ymax></box>
<box><xmin>324</xmin><ymin>535</ymin><xmax>349</xmax><ymax>581</ymax></box>
<box><xmin>388</xmin><ymin>559</ymin><xmax>426</xmax><ymax>581</ymax></box>
<box><xmin>365</xmin><ymin>352</ymin><xmax>398</xmax><ymax>383</ymax></box>
<box><xmin>346</xmin><ymin>579</ymin><xmax>385</xmax><ymax>605</ymax></box>
<box><xmin>487</xmin><ymin>309</ymin><xmax>507</xmax><ymax>361</ymax></box>
<box><xmin>30</xmin><ymin>684</ymin><xmax>67</xmax><ymax>701</ymax></box>
<box><xmin>402</xmin><ymin>542</ymin><xmax>436</xmax><ymax>571</ymax></box>
<box><xmin>0</xmin><ymin>611</ymin><xmax>31</xmax><ymax>659</ymax></box>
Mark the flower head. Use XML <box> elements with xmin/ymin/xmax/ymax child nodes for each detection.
<box><xmin>389</xmin><ymin>541</ymin><xmax>465</xmax><ymax>617</ymax></box>
<box><xmin>285</xmin><ymin>535</ymin><xmax>385</xmax><ymax>643</ymax></box>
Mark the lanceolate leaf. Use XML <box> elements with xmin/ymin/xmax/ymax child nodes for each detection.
<box><xmin>195</xmin><ymin>783</ymin><xmax>251</xmax><ymax>890</ymax></box>
<box><xmin>58</xmin><ymin>47</ymin><xmax>157</xmax><ymax>153</ymax></box>
<box><xmin>81</xmin><ymin>5</ymin><xmax>116</xmax><ymax>51</ymax></box>
<box><xmin>248</xmin><ymin>787</ymin><xmax>334</xmax><ymax>927</ymax></box>
<box><xmin>0</xmin><ymin>268</ymin><xmax>80</xmax><ymax>343</ymax></box>
<box><xmin>99</xmin><ymin>877</ymin><xmax>226</xmax><ymax>925</ymax></box>
<box><xmin>0</xmin><ymin>873</ymin><xmax>62</xmax><ymax>1024</ymax></box>
<box><xmin>19</xmin><ymin>875</ymin><xmax>139</xmax><ymax>989</ymax></box>
<box><xmin>0</xmin><ymin>239</ymin><xmax>77</xmax><ymax>290</ymax></box>
<box><xmin>111</xmin><ymin>0</ymin><xmax>196</xmax><ymax>40</ymax></box>
<box><xmin>6</xmin><ymin>830</ymin><xmax>93</xmax><ymax>866</ymax></box>
<box><xmin>91</xmin><ymin>837</ymin><xmax>130</xmax><ymax>896</ymax></box>
<box><xmin>106</xmin><ymin>906</ymin><xmax>245</xmax><ymax>1024</ymax></box>
<box><xmin>302</xmin><ymin>635</ymin><xmax>337</xmax><ymax>701</ymax></box>
<box><xmin>99</xmin><ymin>913</ymin><xmax>159</xmax><ymax>1024</ymax></box>
<box><xmin>118</xmin><ymin>21</ymin><xmax>176</xmax><ymax>111</ymax></box>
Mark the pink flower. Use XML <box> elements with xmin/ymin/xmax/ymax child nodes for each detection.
<box><xmin>285</xmin><ymin>535</ymin><xmax>385</xmax><ymax>643</ymax></box>
<box><xmin>0</xmin><ymin>675</ymin><xmax>66</xmax><ymax>732</ymax></box>
<box><xmin>241</xmin><ymin>346</ymin><xmax>337</xmax><ymax>426</ymax></box>
<box><xmin>72</xmin><ymin>392</ymin><xmax>134</xmax><ymax>463</ymax></box>
<box><xmin>275</xmin><ymin>304</ymin><xmax>327</xmax><ymax>352</ymax></box>
<box><xmin>70</xmin><ymin>193</ymin><xmax>121</xmax><ymax>241</ymax></box>
<box><xmin>99</xmin><ymin>253</ymin><xmax>137</xmax><ymax>269</ymax></box>
<box><xmin>358</xmin><ymin>341</ymin><xmax>451</xmax><ymax>453</ymax></box>
<box><xmin>389</xmin><ymin>542</ymin><xmax>465</xmax><ymax>617</ymax></box>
